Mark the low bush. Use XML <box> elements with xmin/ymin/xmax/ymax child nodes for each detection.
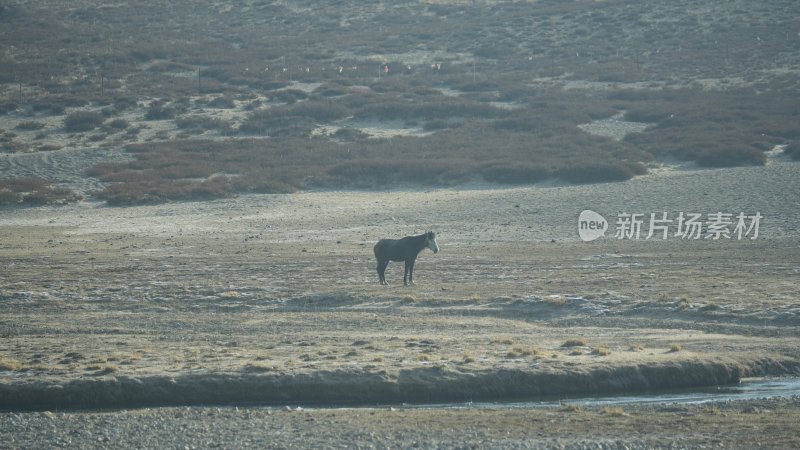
<box><xmin>288</xmin><ymin>100</ymin><xmax>350</xmax><ymax>121</ymax></box>
<box><xmin>14</xmin><ymin>121</ymin><xmax>45</xmax><ymax>131</ymax></box>
<box><xmin>623</xmin><ymin>108</ymin><xmax>672</xmax><ymax>123</ymax></box>
<box><xmin>239</xmin><ymin>101</ymin><xmax>347</xmax><ymax>136</ymax></box>
<box><xmin>784</xmin><ymin>142</ymin><xmax>800</xmax><ymax>161</ymax></box>
<box><xmin>479</xmin><ymin>163</ymin><xmax>550</xmax><ymax>184</ymax></box>
<box><xmin>554</xmin><ymin>163</ymin><xmax>636</xmax><ymax>183</ymax></box>
<box><xmin>205</xmin><ymin>96</ymin><xmax>236</xmax><ymax>109</ymax></box>
<box><xmin>327</xmin><ymin>158</ymin><xmax>472</xmax><ymax>188</ymax></box>
<box><xmin>106</xmin><ymin>118</ymin><xmax>130</xmax><ymax>130</ymax></box>
<box><xmin>64</xmin><ymin>111</ymin><xmax>104</xmax><ymax>132</ymax></box>
<box><xmin>144</xmin><ymin>101</ymin><xmax>177</xmax><ymax>120</ymax></box>
<box><xmin>696</xmin><ymin>145</ymin><xmax>766</xmax><ymax>167</ymax></box>
<box><xmin>175</xmin><ymin>115</ymin><xmax>233</xmax><ymax>133</ymax></box>
<box><xmin>269</xmin><ymin>89</ymin><xmax>308</xmax><ymax>104</ymax></box>
<box><xmin>0</xmin><ymin>177</ymin><xmax>82</xmax><ymax>206</ymax></box>
<box><xmin>561</xmin><ymin>338</ymin><xmax>588</xmax><ymax>348</ymax></box>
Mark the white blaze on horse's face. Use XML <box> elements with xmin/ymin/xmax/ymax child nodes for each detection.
<box><xmin>426</xmin><ymin>232</ymin><xmax>439</xmax><ymax>254</ymax></box>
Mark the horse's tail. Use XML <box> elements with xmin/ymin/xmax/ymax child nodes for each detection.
<box><xmin>373</xmin><ymin>240</ymin><xmax>385</xmax><ymax>260</ymax></box>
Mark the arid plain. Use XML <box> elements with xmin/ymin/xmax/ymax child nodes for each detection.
<box><xmin>2</xmin><ymin>155</ymin><xmax>799</xmax><ymax>448</ymax></box>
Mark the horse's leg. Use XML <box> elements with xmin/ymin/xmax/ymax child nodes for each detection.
<box><xmin>404</xmin><ymin>259</ymin><xmax>417</xmax><ymax>286</ymax></box>
<box><xmin>377</xmin><ymin>260</ymin><xmax>389</xmax><ymax>285</ymax></box>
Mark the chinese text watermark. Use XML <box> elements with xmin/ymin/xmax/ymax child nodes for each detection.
<box><xmin>579</xmin><ymin>210</ymin><xmax>762</xmax><ymax>242</ymax></box>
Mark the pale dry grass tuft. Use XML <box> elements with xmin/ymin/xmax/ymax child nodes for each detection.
<box><xmin>602</xmin><ymin>406</ymin><xmax>628</xmax><ymax>417</ymax></box>
<box><xmin>560</xmin><ymin>403</ymin><xmax>583</xmax><ymax>413</ymax></box>
<box><xmin>490</xmin><ymin>337</ymin><xmax>516</xmax><ymax>346</ymax></box>
<box><xmin>0</xmin><ymin>356</ymin><xmax>23</xmax><ymax>371</ymax></box>
<box><xmin>591</xmin><ymin>346</ymin><xmax>611</xmax><ymax>356</ymax></box>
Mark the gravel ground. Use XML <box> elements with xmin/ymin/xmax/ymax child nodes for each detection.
<box><xmin>3</xmin><ymin>397</ymin><xmax>800</xmax><ymax>449</ymax></box>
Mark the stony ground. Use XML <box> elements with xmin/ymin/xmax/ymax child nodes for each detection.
<box><xmin>2</xmin><ymin>398</ymin><xmax>800</xmax><ymax>449</ymax></box>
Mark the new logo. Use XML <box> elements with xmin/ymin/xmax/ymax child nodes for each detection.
<box><xmin>578</xmin><ymin>210</ymin><xmax>608</xmax><ymax>242</ymax></box>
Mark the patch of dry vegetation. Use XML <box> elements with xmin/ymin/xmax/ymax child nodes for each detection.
<box><xmin>2</xmin><ymin>0</ymin><xmax>798</xmax><ymax>203</ymax></box>
<box><xmin>0</xmin><ymin>177</ymin><xmax>82</xmax><ymax>206</ymax></box>
<box><xmin>618</xmin><ymin>89</ymin><xmax>795</xmax><ymax>167</ymax></box>
<box><xmin>561</xmin><ymin>338</ymin><xmax>588</xmax><ymax>348</ymax></box>
<box><xmin>0</xmin><ymin>356</ymin><xmax>22</xmax><ymax>371</ymax></box>
<box><xmin>87</xmin><ymin>118</ymin><xmax>651</xmax><ymax>204</ymax></box>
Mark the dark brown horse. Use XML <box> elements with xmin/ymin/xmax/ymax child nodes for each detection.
<box><xmin>373</xmin><ymin>231</ymin><xmax>439</xmax><ymax>286</ymax></box>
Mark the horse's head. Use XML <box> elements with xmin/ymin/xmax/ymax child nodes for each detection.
<box><xmin>426</xmin><ymin>231</ymin><xmax>439</xmax><ymax>254</ymax></box>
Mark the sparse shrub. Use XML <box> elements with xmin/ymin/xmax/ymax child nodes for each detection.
<box><xmin>554</xmin><ymin>163</ymin><xmax>634</xmax><ymax>183</ymax></box>
<box><xmin>785</xmin><ymin>142</ymin><xmax>800</xmax><ymax>160</ymax></box>
<box><xmin>332</xmin><ymin>128</ymin><xmax>368</xmax><ymax>141</ymax></box>
<box><xmin>145</xmin><ymin>101</ymin><xmax>180</xmax><ymax>120</ymax></box>
<box><xmin>696</xmin><ymin>146</ymin><xmax>765</xmax><ymax>167</ymax></box>
<box><xmin>623</xmin><ymin>109</ymin><xmax>672</xmax><ymax>123</ymax></box>
<box><xmin>64</xmin><ymin>111</ymin><xmax>104</xmax><ymax>132</ymax></box>
<box><xmin>668</xmin><ymin>343</ymin><xmax>682</xmax><ymax>353</ymax></box>
<box><xmin>288</xmin><ymin>100</ymin><xmax>349</xmax><ymax>121</ymax></box>
<box><xmin>510</xmin><ymin>346</ymin><xmax>543</xmax><ymax>358</ymax></box>
<box><xmin>206</xmin><ymin>96</ymin><xmax>236</xmax><ymax>109</ymax></box>
<box><xmin>423</xmin><ymin>119</ymin><xmax>458</xmax><ymax>131</ymax></box>
<box><xmin>480</xmin><ymin>163</ymin><xmax>550</xmax><ymax>184</ymax></box>
<box><xmin>36</xmin><ymin>144</ymin><xmax>62</xmax><ymax>152</ymax></box>
<box><xmin>31</xmin><ymin>101</ymin><xmax>65</xmax><ymax>116</ymax></box>
<box><xmin>106</xmin><ymin>118</ymin><xmax>130</xmax><ymax>130</ymax></box>
<box><xmin>490</xmin><ymin>337</ymin><xmax>516</xmax><ymax>345</ymax></box>
<box><xmin>270</xmin><ymin>89</ymin><xmax>308</xmax><ymax>104</ymax></box>
<box><xmin>0</xmin><ymin>177</ymin><xmax>82</xmax><ymax>206</ymax></box>
<box><xmin>1</xmin><ymin>141</ymin><xmax>30</xmax><ymax>153</ymax></box>
<box><xmin>175</xmin><ymin>115</ymin><xmax>232</xmax><ymax>133</ymax></box>
<box><xmin>113</xmin><ymin>97</ymin><xmax>138</xmax><ymax>112</ymax></box>
<box><xmin>95</xmin><ymin>365</ymin><xmax>118</xmax><ymax>375</ymax></box>
<box><xmin>14</xmin><ymin>121</ymin><xmax>45</xmax><ymax>131</ymax></box>
<box><xmin>591</xmin><ymin>346</ymin><xmax>611</xmax><ymax>356</ymax></box>
<box><xmin>561</xmin><ymin>338</ymin><xmax>588</xmax><ymax>348</ymax></box>
<box><xmin>239</xmin><ymin>109</ymin><xmax>309</xmax><ymax>135</ymax></box>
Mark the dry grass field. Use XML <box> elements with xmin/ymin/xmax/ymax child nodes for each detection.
<box><xmin>2</xmin><ymin>156</ymin><xmax>799</xmax><ymax>407</ymax></box>
<box><xmin>1</xmin><ymin>158</ymin><xmax>799</xmax><ymax>447</ymax></box>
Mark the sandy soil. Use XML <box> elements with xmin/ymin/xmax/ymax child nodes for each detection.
<box><xmin>1</xmin><ymin>155</ymin><xmax>799</xmax><ymax>447</ymax></box>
